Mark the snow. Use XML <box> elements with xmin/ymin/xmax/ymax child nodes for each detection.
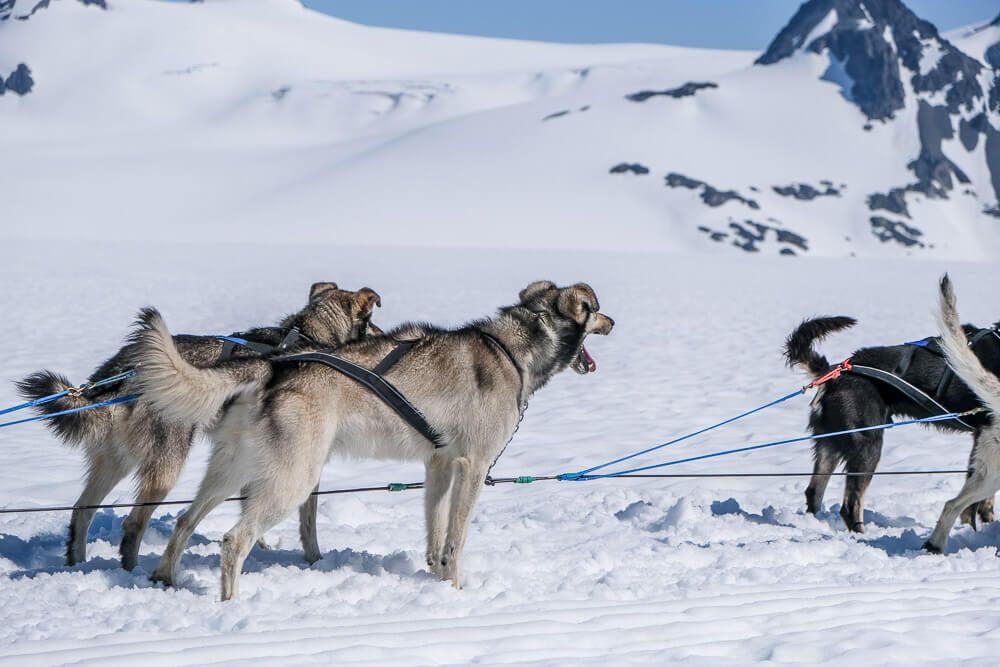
<box><xmin>946</xmin><ymin>19</ymin><xmax>1000</xmax><ymax>66</ymax></box>
<box><xmin>5</xmin><ymin>1</ymin><xmax>1000</xmax><ymax>663</ymax></box>
<box><xmin>2</xmin><ymin>240</ymin><xmax>1000</xmax><ymax>664</ymax></box>
<box><xmin>1</xmin><ymin>0</ymin><xmax>998</xmax><ymax>257</ymax></box>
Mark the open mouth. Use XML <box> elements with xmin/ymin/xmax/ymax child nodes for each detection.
<box><xmin>571</xmin><ymin>343</ymin><xmax>597</xmax><ymax>375</ymax></box>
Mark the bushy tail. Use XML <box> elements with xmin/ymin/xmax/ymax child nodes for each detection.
<box><xmin>784</xmin><ymin>316</ymin><xmax>857</xmax><ymax>377</ymax></box>
<box><xmin>937</xmin><ymin>276</ymin><xmax>1000</xmax><ymax>417</ymax></box>
<box><xmin>128</xmin><ymin>307</ymin><xmax>271</xmax><ymax>428</ymax></box>
<box><xmin>14</xmin><ymin>370</ymin><xmax>111</xmax><ymax>446</ymax></box>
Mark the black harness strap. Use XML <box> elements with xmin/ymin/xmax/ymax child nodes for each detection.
<box><xmin>216</xmin><ymin>327</ymin><xmax>307</xmax><ymax>362</ymax></box>
<box><xmin>275</xmin><ymin>349</ymin><xmax>447</xmax><ymax>449</ymax></box>
<box><xmin>372</xmin><ymin>339</ymin><xmax>417</xmax><ymax>376</ymax></box>
<box><xmin>904</xmin><ymin>327</ymin><xmax>1000</xmax><ymax>408</ymax></box>
<box><xmin>850</xmin><ymin>364</ymin><xmax>975</xmax><ymax>431</ymax></box>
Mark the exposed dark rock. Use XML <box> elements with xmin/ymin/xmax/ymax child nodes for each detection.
<box><xmin>665</xmin><ymin>172</ymin><xmax>759</xmax><ymax>210</ymax></box>
<box><xmin>626</xmin><ymin>82</ymin><xmax>717</xmax><ymax>103</ymax></box>
<box><xmin>664</xmin><ymin>173</ymin><xmax>702</xmax><ymax>190</ymax></box>
<box><xmin>867</xmin><ymin>189</ymin><xmax>910</xmax><ymax>217</ymax></box>
<box><xmin>3</xmin><ymin>64</ymin><xmax>33</xmax><ymax>96</ymax></box>
<box><xmin>871</xmin><ymin>216</ymin><xmax>924</xmax><ymax>247</ymax></box>
<box><xmin>272</xmin><ymin>86</ymin><xmax>291</xmax><ymax>101</ymax></box>
<box><xmin>697</xmin><ymin>226</ymin><xmax>728</xmax><ymax>243</ymax></box>
<box><xmin>609</xmin><ymin>163</ymin><xmax>649</xmax><ymax>175</ymax></box>
<box><xmin>772</xmin><ymin>183</ymin><xmax>840</xmax><ymax>200</ymax></box>
<box><xmin>959</xmin><ymin>117</ymin><xmax>980</xmax><ymax>151</ymax></box>
<box><xmin>908</xmin><ymin>100</ymin><xmax>969</xmax><ymax>197</ymax></box>
<box><xmin>757</xmin><ymin>0</ymin><xmax>983</xmax><ymax>121</ymax></box>
<box><xmin>984</xmin><ymin>207</ymin><xmax>1000</xmax><ymax>218</ymax></box>
<box><xmin>578</xmin><ymin>105</ymin><xmax>590</xmax><ymax>112</ymax></box>
<box><xmin>8</xmin><ymin>0</ymin><xmax>99</xmax><ymax>21</ymax></box>
<box><xmin>986</xmin><ymin>124</ymin><xmax>1000</xmax><ymax>203</ymax></box>
<box><xmin>986</xmin><ymin>43</ymin><xmax>1000</xmax><ymax>70</ymax></box>
<box><xmin>542</xmin><ymin>110</ymin><xmax>570</xmax><ymax>121</ymax></box>
<box><xmin>697</xmin><ymin>219</ymin><xmax>808</xmax><ymax>254</ymax></box>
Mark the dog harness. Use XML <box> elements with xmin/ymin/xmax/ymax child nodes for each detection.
<box><xmin>275</xmin><ymin>339</ymin><xmax>448</xmax><ymax>448</ymax></box>
<box><xmin>817</xmin><ymin>327</ymin><xmax>1000</xmax><ymax>431</ymax></box>
<box><xmin>215</xmin><ymin>327</ymin><xmax>306</xmax><ymax>362</ymax></box>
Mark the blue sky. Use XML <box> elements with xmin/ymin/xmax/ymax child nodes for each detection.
<box><xmin>302</xmin><ymin>1</ymin><xmax>998</xmax><ymax>50</ymax></box>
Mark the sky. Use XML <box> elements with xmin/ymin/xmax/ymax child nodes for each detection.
<box><xmin>302</xmin><ymin>1</ymin><xmax>999</xmax><ymax>50</ymax></box>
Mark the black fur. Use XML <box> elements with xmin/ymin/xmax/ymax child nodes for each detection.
<box><xmin>784</xmin><ymin>316</ymin><xmax>857</xmax><ymax>376</ymax></box>
<box><xmin>15</xmin><ymin>370</ymin><xmax>97</xmax><ymax>445</ymax></box>
<box><xmin>786</xmin><ymin>316</ymin><xmax>1000</xmax><ymax>531</ymax></box>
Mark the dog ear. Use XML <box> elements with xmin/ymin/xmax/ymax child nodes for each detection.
<box><xmin>519</xmin><ymin>280</ymin><xmax>556</xmax><ymax>303</ymax></box>
<box><xmin>557</xmin><ymin>283</ymin><xmax>599</xmax><ymax>324</ymax></box>
<box><xmin>354</xmin><ymin>287</ymin><xmax>382</xmax><ymax>317</ymax></box>
<box><xmin>309</xmin><ymin>282</ymin><xmax>339</xmax><ymax>300</ymax></box>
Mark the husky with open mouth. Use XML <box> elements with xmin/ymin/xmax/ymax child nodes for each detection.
<box><xmin>130</xmin><ymin>280</ymin><xmax>613</xmax><ymax>599</ymax></box>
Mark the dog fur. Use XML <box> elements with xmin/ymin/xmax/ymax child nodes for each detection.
<box><xmin>15</xmin><ymin>282</ymin><xmax>379</xmax><ymax>569</ymax></box>
<box><xmin>924</xmin><ymin>276</ymin><xmax>1000</xmax><ymax>553</ymax></box>
<box><xmin>130</xmin><ymin>280</ymin><xmax>613</xmax><ymax>599</ymax></box>
<box><xmin>785</xmin><ymin>307</ymin><xmax>1000</xmax><ymax>532</ymax></box>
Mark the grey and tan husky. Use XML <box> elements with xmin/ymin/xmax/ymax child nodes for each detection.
<box><xmin>924</xmin><ymin>276</ymin><xmax>1000</xmax><ymax>553</ymax></box>
<box><xmin>130</xmin><ymin>280</ymin><xmax>613</xmax><ymax>599</ymax></box>
<box><xmin>15</xmin><ymin>282</ymin><xmax>381</xmax><ymax>570</ymax></box>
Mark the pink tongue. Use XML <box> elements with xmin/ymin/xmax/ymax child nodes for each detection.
<box><xmin>581</xmin><ymin>345</ymin><xmax>597</xmax><ymax>372</ymax></box>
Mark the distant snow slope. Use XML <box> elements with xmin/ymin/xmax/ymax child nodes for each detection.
<box><xmin>2</xmin><ymin>240</ymin><xmax>1000</xmax><ymax>664</ymax></box>
<box><xmin>1</xmin><ymin>0</ymin><xmax>999</xmax><ymax>258</ymax></box>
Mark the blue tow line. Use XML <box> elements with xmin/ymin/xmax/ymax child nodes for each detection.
<box><xmin>0</xmin><ymin>369</ymin><xmax>139</xmax><ymax>428</ymax></box>
<box><xmin>0</xmin><ymin>394</ymin><xmax>140</xmax><ymax>429</ymax></box>
<box><xmin>559</xmin><ymin>410</ymin><xmax>976</xmax><ymax>481</ymax></box>
<box><xmin>558</xmin><ymin>388</ymin><xmax>806</xmax><ymax>481</ymax></box>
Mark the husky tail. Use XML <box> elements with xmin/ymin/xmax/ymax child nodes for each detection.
<box><xmin>784</xmin><ymin>316</ymin><xmax>857</xmax><ymax>377</ymax></box>
<box><xmin>14</xmin><ymin>370</ymin><xmax>112</xmax><ymax>446</ymax></box>
<box><xmin>937</xmin><ymin>275</ymin><xmax>1000</xmax><ymax>416</ymax></box>
<box><xmin>128</xmin><ymin>307</ymin><xmax>271</xmax><ymax>428</ymax></box>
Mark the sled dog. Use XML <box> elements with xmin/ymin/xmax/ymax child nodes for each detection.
<box><xmin>785</xmin><ymin>301</ymin><xmax>999</xmax><ymax>532</ymax></box>
<box><xmin>16</xmin><ymin>283</ymin><xmax>380</xmax><ymax>569</ymax></box>
<box><xmin>925</xmin><ymin>276</ymin><xmax>1000</xmax><ymax>553</ymax></box>
<box><xmin>131</xmin><ymin>280</ymin><xmax>613</xmax><ymax>599</ymax></box>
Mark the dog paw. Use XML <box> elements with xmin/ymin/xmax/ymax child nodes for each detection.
<box><xmin>922</xmin><ymin>540</ymin><xmax>943</xmax><ymax>555</ymax></box>
<box><xmin>149</xmin><ymin>570</ymin><xmax>174</xmax><ymax>587</ymax></box>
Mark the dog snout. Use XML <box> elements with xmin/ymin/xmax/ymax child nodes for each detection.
<box><xmin>593</xmin><ymin>313</ymin><xmax>614</xmax><ymax>335</ymax></box>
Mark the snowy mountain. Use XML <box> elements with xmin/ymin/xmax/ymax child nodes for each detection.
<box><xmin>1</xmin><ymin>0</ymin><xmax>999</xmax><ymax>258</ymax></box>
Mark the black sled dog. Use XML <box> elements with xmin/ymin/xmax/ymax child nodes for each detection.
<box><xmin>785</xmin><ymin>306</ymin><xmax>1000</xmax><ymax>532</ymax></box>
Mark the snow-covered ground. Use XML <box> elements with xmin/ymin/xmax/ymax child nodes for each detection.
<box><xmin>3</xmin><ymin>240</ymin><xmax>1000</xmax><ymax>665</ymax></box>
<box><xmin>3</xmin><ymin>0</ymin><xmax>1000</xmax><ymax>258</ymax></box>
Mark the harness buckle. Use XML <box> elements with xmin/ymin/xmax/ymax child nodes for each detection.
<box><xmin>806</xmin><ymin>358</ymin><xmax>853</xmax><ymax>390</ymax></box>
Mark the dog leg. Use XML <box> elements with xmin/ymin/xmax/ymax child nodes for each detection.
<box><xmin>839</xmin><ymin>433</ymin><xmax>882</xmax><ymax>533</ymax></box>
<box><xmin>423</xmin><ymin>451</ymin><xmax>454</xmax><ymax>577</ymax></box>
<box><xmin>926</xmin><ymin>434</ymin><xmax>1000</xmax><ymax>553</ymax></box>
<box><xmin>68</xmin><ymin>450</ymin><xmax>131</xmax><ymax>566</ymax></box>
<box><xmin>805</xmin><ymin>443</ymin><xmax>838</xmax><ymax>514</ymax></box>
<box><xmin>978</xmin><ymin>495</ymin><xmax>995</xmax><ymax>524</ymax></box>
<box><xmin>440</xmin><ymin>456</ymin><xmax>488</xmax><ymax>588</ymax></box>
<box><xmin>150</xmin><ymin>447</ymin><xmax>249</xmax><ymax>586</ymax></box>
<box><xmin>960</xmin><ymin>435</ymin><xmax>996</xmax><ymax>529</ymax></box>
<box><xmin>298</xmin><ymin>484</ymin><xmax>321</xmax><ymax>565</ymax></box>
<box><xmin>120</xmin><ymin>453</ymin><xmax>185</xmax><ymax>571</ymax></box>
<box><xmin>925</xmin><ymin>471</ymin><xmax>999</xmax><ymax>554</ymax></box>
<box><xmin>221</xmin><ymin>470</ymin><xmax>320</xmax><ymax>600</ymax></box>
